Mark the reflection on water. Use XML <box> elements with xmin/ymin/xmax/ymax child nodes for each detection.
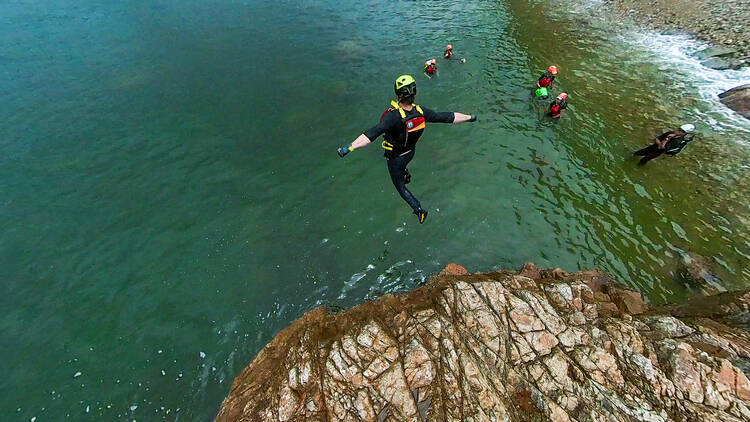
<box><xmin>1</xmin><ymin>0</ymin><xmax>748</xmax><ymax>420</ymax></box>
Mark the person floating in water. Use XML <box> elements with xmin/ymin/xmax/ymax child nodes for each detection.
<box><xmin>337</xmin><ymin>75</ymin><xmax>477</xmax><ymax>224</ymax></box>
<box><xmin>633</xmin><ymin>124</ymin><xmax>695</xmax><ymax>165</ymax></box>
<box><xmin>537</xmin><ymin>65</ymin><xmax>558</xmax><ymax>88</ymax></box>
<box><xmin>548</xmin><ymin>93</ymin><xmax>568</xmax><ymax>118</ymax></box>
<box><xmin>424</xmin><ymin>59</ymin><xmax>437</xmax><ymax>77</ymax></box>
<box><xmin>444</xmin><ymin>44</ymin><xmax>467</xmax><ymax>63</ymax></box>
<box><xmin>444</xmin><ymin>44</ymin><xmax>453</xmax><ymax>59</ymax></box>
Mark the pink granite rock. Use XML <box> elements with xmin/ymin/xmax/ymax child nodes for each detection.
<box><xmin>216</xmin><ymin>264</ymin><xmax>750</xmax><ymax>422</ymax></box>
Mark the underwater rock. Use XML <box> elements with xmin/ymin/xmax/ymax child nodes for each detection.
<box><xmin>676</xmin><ymin>252</ymin><xmax>727</xmax><ymax>295</ymax></box>
<box><xmin>216</xmin><ymin>263</ymin><xmax>750</xmax><ymax>421</ymax></box>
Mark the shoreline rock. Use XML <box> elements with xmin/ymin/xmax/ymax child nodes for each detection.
<box><xmin>216</xmin><ymin>263</ymin><xmax>750</xmax><ymax>421</ymax></box>
<box><xmin>719</xmin><ymin>84</ymin><xmax>750</xmax><ymax>119</ymax></box>
<box><xmin>604</xmin><ymin>0</ymin><xmax>750</xmax><ymax>69</ymax></box>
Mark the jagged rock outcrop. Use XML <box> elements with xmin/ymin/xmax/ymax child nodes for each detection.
<box><xmin>216</xmin><ymin>263</ymin><xmax>750</xmax><ymax>421</ymax></box>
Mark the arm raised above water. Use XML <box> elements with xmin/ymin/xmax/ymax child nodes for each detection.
<box><xmin>422</xmin><ymin>108</ymin><xmax>476</xmax><ymax>124</ymax></box>
<box><xmin>452</xmin><ymin>112</ymin><xmax>476</xmax><ymax>123</ymax></box>
<box><xmin>337</xmin><ymin>133</ymin><xmax>372</xmax><ymax>157</ymax></box>
<box><xmin>338</xmin><ymin>113</ymin><xmax>401</xmax><ymax>157</ymax></box>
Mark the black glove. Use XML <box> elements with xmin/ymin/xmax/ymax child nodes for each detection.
<box><xmin>468</xmin><ymin>114</ymin><xmax>477</xmax><ymax>122</ymax></box>
<box><xmin>337</xmin><ymin>146</ymin><xmax>351</xmax><ymax>157</ymax></box>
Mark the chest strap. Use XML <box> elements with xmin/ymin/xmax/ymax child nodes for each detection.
<box><xmin>390</xmin><ymin>100</ymin><xmax>423</xmax><ymax>119</ymax></box>
<box><xmin>382</xmin><ymin>102</ymin><xmax>424</xmax><ymax>150</ymax></box>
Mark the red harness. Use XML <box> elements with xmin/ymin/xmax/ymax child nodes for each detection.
<box><xmin>380</xmin><ymin>102</ymin><xmax>426</xmax><ymax>150</ymax></box>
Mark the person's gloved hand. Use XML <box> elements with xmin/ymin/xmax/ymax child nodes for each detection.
<box><xmin>337</xmin><ymin>146</ymin><xmax>352</xmax><ymax>157</ymax></box>
<box><xmin>468</xmin><ymin>114</ymin><xmax>478</xmax><ymax>122</ymax></box>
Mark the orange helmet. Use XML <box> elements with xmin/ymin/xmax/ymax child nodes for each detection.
<box><xmin>548</xmin><ymin>65</ymin><xmax>558</xmax><ymax>74</ymax></box>
<box><xmin>446</xmin><ymin>44</ymin><xmax>453</xmax><ymax>50</ymax></box>
<box><xmin>557</xmin><ymin>92</ymin><xmax>568</xmax><ymax>101</ymax></box>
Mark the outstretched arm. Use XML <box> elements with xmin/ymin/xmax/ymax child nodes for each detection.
<box><xmin>338</xmin><ymin>114</ymin><xmax>400</xmax><ymax>157</ymax></box>
<box><xmin>338</xmin><ymin>134</ymin><xmax>371</xmax><ymax>157</ymax></box>
<box><xmin>452</xmin><ymin>112</ymin><xmax>476</xmax><ymax>124</ymax></box>
<box><xmin>350</xmin><ymin>134</ymin><xmax>372</xmax><ymax>150</ymax></box>
<box><xmin>423</xmin><ymin>108</ymin><xmax>477</xmax><ymax>124</ymax></box>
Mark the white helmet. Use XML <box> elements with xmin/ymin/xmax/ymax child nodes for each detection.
<box><xmin>680</xmin><ymin>124</ymin><xmax>695</xmax><ymax>133</ymax></box>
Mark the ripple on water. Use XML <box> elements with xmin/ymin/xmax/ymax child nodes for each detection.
<box><xmin>4</xmin><ymin>0</ymin><xmax>750</xmax><ymax>420</ymax></box>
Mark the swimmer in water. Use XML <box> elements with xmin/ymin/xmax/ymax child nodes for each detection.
<box><xmin>633</xmin><ymin>124</ymin><xmax>696</xmax><ymax>165</ymax></box>
<box><xmin>424</xmin><ymin>59</ymin><xmax>438</xmax><ymax>77</ymax></box>
<box><xmin>444</xmin><ymin>44</ymin><xmax>467</xmax><ymax>63</ymax></box>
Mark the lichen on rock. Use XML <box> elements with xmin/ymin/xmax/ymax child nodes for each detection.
<box><xmin>216</xmin><ymin>263</ymin><xmax>750</xmax><ymax>421</ymax></box>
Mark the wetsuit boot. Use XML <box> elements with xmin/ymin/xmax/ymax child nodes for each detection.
<box><xmin>414</xmin><ymin>208</ymin><xmax>428</xmax><ymax>224</ymax></box>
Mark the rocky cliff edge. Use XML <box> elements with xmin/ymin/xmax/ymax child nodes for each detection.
<box><xmin>216</xmin><ymin>263</ymin><xmax>750</xmax><ymax>421</ymax></box>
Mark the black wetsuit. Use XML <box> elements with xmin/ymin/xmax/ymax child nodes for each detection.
<box><xmin>634</xmin><ymin>131</ymin><xmax>694</xmax><ymax>165</ymax></box>
<box><xmin>364</xmin><ymin>107</ymin><xmax>455</xmax><ymax>211</ymax></box>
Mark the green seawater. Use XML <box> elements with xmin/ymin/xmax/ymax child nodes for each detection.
<box><xmin>1</xmin><ymin>0</ymin><xmax>748</xmax><ymax>419</ymax></box>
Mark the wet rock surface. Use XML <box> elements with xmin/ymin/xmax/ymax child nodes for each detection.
<box><xmin>605</xmin><ymin>0</ymin><xmax>750</xmax><ymax>67</ymax></box>
<box><xmin>216</xmin><ymin>263</ymin><xmax>750</xmax><ymax>421</ymax></box>
<box><xmin>719</xmin><ymin>85</ymin><xmax>750</xmax><ymax>120</ymax></box>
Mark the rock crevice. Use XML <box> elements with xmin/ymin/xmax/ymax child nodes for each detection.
<box><xmin>216</xmin><ymin>264</ymin><xmax>750</xmax><ymax>421</ymax></box>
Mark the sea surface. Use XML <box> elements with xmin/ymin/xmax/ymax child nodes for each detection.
<box><xmin>1</xmin><ymin>0</ymin><xmax>749</xmax><ymax>419</ymax></box>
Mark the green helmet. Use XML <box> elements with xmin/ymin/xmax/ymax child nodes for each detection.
<box><xmin>394</xmin><ymin>74</ymin><xmax>417</xmax><ymax>100</ymax></box>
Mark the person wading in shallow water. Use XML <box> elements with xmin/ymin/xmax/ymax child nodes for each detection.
<box><xmin>548</xmin><ymin>93</ymin><xmax>568</xmax><ymax>118</ymax></box>
<box><xmin>633</xmin><ymin>124</ymin><xmax>696</xmax><ymax>165</ymax></box>
<box><xmin>337</xmin><ymin>75</ymin><xmax>477</xmax><ymax>224</ymax></box>
<box><xmin>533</xmin><ymin>66</ymin><xmax>557</xmax><ymax>99</ymax></box>
<box><xmin>537</xmin><ymin>65</ymin><xmax>558</xmax><ymax>88</ymax></box>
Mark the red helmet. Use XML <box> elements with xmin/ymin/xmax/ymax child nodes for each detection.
<box><xmin>446</xmin><ymin>44</ymin><xmax>453</xmax><ymax>50</ymax></box>
<box><xmin>548</xmin><ymin>65</ymin><xmax>558</xmax><ymax>74</ymax></box>
<box><xmin>557</xmin><ymin>92</ymin><xmax>568</xmax><ymax>101</ymax></box>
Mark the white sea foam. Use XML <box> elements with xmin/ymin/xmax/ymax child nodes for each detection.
<box><xmin>337</xmin><ymin>265</ymin><xmax>374</xmax><ymax>299</ymax></box>
<box><xmin>554</xmin><ymin>0</ymin><xmax>750</xmax><ymax>137</ymax></box>
<box><xmin>625</xmin><ymin>31</ymin><xmax>750</xmax><ymax>135</ymax></box>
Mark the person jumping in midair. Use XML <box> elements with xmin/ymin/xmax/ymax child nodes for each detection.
<box><xmin>337</xmin><ymin>75</ymin><xmax>477</xmax><ymax>223</ymax></box>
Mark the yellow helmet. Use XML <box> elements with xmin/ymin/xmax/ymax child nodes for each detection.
<box><xmin>394</xmin><ymin>74</ymin><xmax>417</xmax><ymax>99</ymax></box>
